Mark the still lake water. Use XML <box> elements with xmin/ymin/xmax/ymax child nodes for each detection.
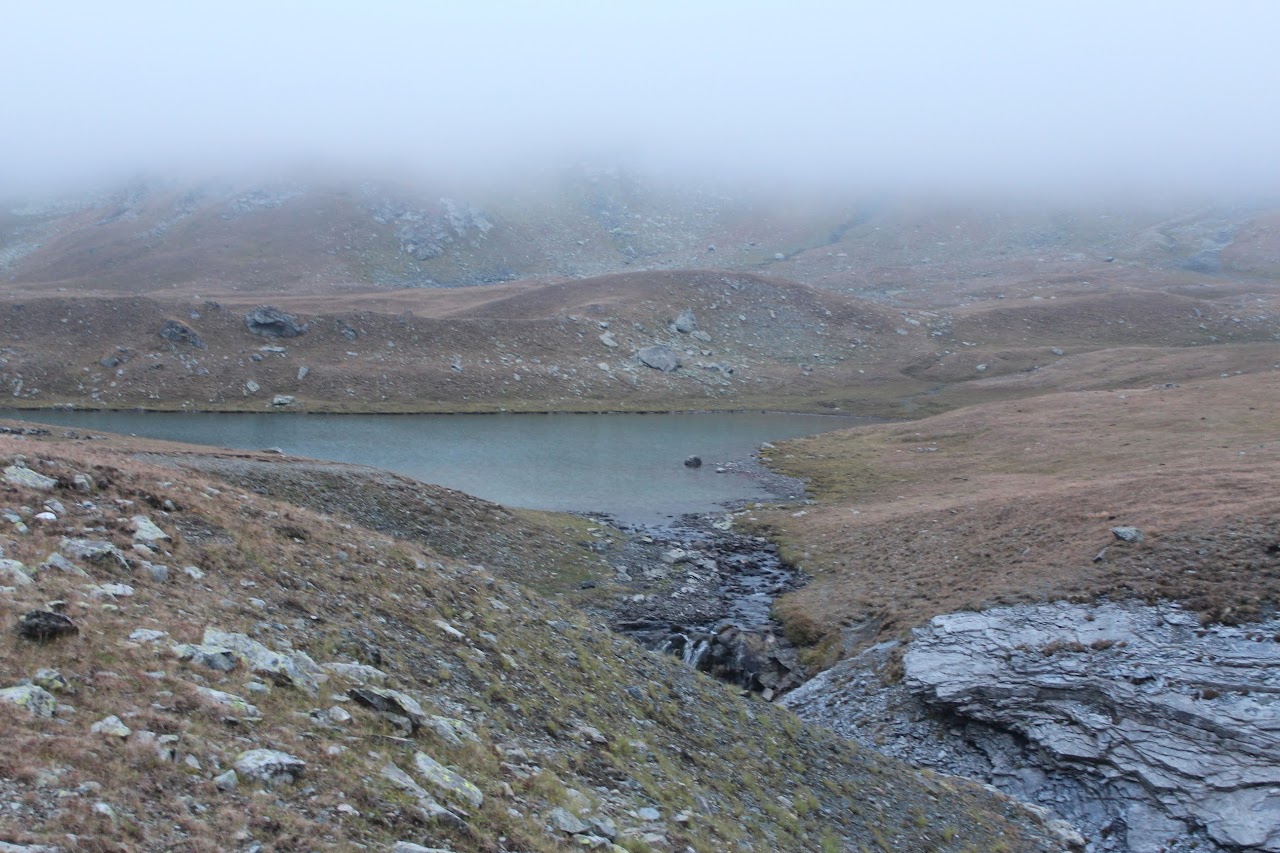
<box><xmin>2</xmin><ymin>410</ymin><xmax>866</xmax><ymax>525</ymax></box>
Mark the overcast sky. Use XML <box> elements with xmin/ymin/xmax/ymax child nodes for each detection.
<box><xmin>3</xmin><ymin>1</ymin><xmax>1279</xmax><ymax>196</ymax></box>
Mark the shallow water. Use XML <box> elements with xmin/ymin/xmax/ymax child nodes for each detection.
<box><xmin>2</xmin><ymin>410</ymin><xmax>867</xmax><ymax>525</ymax></box>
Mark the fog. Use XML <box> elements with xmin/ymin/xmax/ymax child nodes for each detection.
<box><xmin>4</xmin><ymin>1</ymin><xmax>1279</xmax><ymax>198</ymax></box>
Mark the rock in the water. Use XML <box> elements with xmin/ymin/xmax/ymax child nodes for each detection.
<box><xmin>683</xmin><ymin>455</ymin><xmax>702</xmax><ymax>468</ymax></box>
<box><xmin>3</xmin><ymin>464</ymin><xmax>57</xmax><ymax>490</ymax></box>
<box><xmin>234</xmin><ymin>749</ymin><xmax>306</xmax><ymax>785</ymax></box>
<box><xmin>637</xmin><ymin>345</ymin><xmax>680</xmax><ymax>373</ymax></box>
<box><xmin>159</xmin><ymin>320</ymin><xmax>206</xmax><ymax>349</ymax></box>
<box><xmin>1111</xmin><ymin>525</ymin><xmax>1144</xmax><ymax>543</ymax></box>
<box><xmin>904</xmin><ymin>602</ymin><xmax>1280</xmax><ymax>852</ymax></box>
<box><xmin>413</xmin><ymin>752</ymin><xmax>484</xmax><ymax>810</ymax></box>
<box><xmin>243</xmin><ymin>306</ymin><xmax>307</xmax><ymax>338</ymax></box>
<box><xmin>16</xmin><ymin>610</ymin><xmax>78</xmax><ymax>641</ymax></box>
<box><xmin>0</xmin><ymin>684</ymin><xmax>57</xmax><ymax>717</ymax></box>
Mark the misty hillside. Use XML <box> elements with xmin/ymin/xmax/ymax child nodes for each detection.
<box><xmin>4</xmin><ymin>173</ymin><xmax>1280</xmax><ymax>302</ymax></box>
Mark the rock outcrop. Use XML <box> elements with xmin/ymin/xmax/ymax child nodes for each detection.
<box><xmin>637</xmin><ymin>345</ymin><xmax>680</xmax><ymax>372</ymax></box>
<box><xmin>243</xmin><ymin>306</ymin><xmax>307</xmax><ymax>338</ymax></box>
<box><xmin>903</xmin><ymin>603</ymin><xmax>1280</xmax><ymax>852</ymax></box>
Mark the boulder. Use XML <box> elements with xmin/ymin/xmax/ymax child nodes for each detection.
<box><xmin>1111</xmin><ymin>525</ymin><xmax>1144</xmax><ymax>543</ymax></box>
<box><xmin>59</xmin><ymin>537</ymin><xmax>130</xmax><ymax>570</ymax></box>
<box><xmin>637</xmin><ymin>346</ymin><xmax>680</xmax><ymax>373</ymax></box>
<box><xmin>414</xmin><ymin>752</ymin><xmax>484</xmax><ymax>810</ymax></box>
<box><xmin>243</xmin><ymin>306</ymin><xmax>307</xmax><ymax>338</ymax></box>
<box><xmin>90</xmin><ymin>715</ymin><xmax>132</xmax><ymax>738</ymax></box>
<box><xmin>351</xmin><ymin>686</ymin><xmax>426</xmax><ymax>730</ymax></box>
<box><xmin>0</xmin><ymin>559</ymin><xmax>32</xmax><ymax>586</ymax></box>
<box><xmin>158</xmin><ymin>320</ymin><xmax>206</xmax><ymax>349</ymax></box>
<box><xmin>673</xmin><ymin>309</ymin><xmax>698</xmax><ymax>333</ymax></box>
<box><xmin>16</xmin><ymin>610</ymin><xmax>78</xmax><ymax>642</ymax></box>
<box><xmin>549</xmin><ymin>806</ymin><xmax>589</xmax><ymax>835</ymax></box>
<box><xmin>234</xmin><ymin>749</ymin><xmax>306</xmax><ymax>785</ymax></box>
<box><xmin>0</xmin><ymin>684</ymin><xmax>57</xmax><ymax>717</ymax></box>
<box><xmin>131</xmin><ymin>515</ymin><xmax>170</xmax><ymax>544</ymax></box>
<box><xmin>202</xmin><ymin>628</ymin><xmax>323</xmax><ymax>694</ymax></box>
<box><xmin>683</xmin><ymin>456</ymin><xmax>702</xmax><ymax>468</ymax></box>
<box><xmin>3</xmin><ymin>464</ymin><xmax>56</xmax><ymax>491</ymax></box>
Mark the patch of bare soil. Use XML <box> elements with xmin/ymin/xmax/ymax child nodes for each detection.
<box><xmin>756</xmin><ymin>372</ymin><xmax>1280</xmax><ymax>662</ymax></box>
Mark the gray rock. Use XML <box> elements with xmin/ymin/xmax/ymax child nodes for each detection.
<box><xmin>129</xmin><ymin>628</ymin><xmax>168</xmax><ymax>643</ymax></box>
<box><xmin>159</xmin><ymin>320</ymin><xmax>206</xmax><ymax>349</ymax></box>
<box><xmin>270</xmin><ymin>395</ymin><xmax>296</xmax><ymax>407</ymax></box>
<box><xmin>413</xmin><ymin>752</ymin><xmax>484</xmax><ymax>810</ymax></box>
<box><xmin>637</xmin><ymin>806</ymin><xmax>661</xmax><ymax>821</ymax></box>
<box><xmin>351</xmin><ymin>686</ymin><xmax>426</xmax><ymax>730</ymax></box>
<box><xmin>424</xmin><ymin>715</ymin><xmax>479</xmax><ymax>748</ymax></box>
<box><xmin>90</xmin><ymin>715</ymin><xmax>132</xmax><ymax>738</ymax></box>
<box><xmin>0</xmin><ymin>684</ymin><xmax>57</xmax><ymax>717</ymax></box>
<box><xmin>1111</xmin><ymin>525</ymin><xmax>1144</xmax><ymax>543</ymax></box>
<box><xmin>3</xmin><ymin>464</ymin><xmax>57</xmax><ymax>490</ymax></box>
<box><xmin>392</xmin><ymin>844</ymin><xmax>458</xmax><ymax>853</ymax></box>
<box><xmin>0</xmin><ymin>841</ymin><xmax>63</xmax><ymax>852</ymax></box>
<box><xmin>195</xmin><ymin>686</ymin><xmax>261</xmax><ymax>718</ymax></box>
<box><xmin>38</xmin><ymin>553</ymin><xmax>88</xmax><ymax>577</ymax></box>
<box><xmin>683</xmin><ymin>456</ymin><xmax>702</xmax><ymax>468</ymax></box>
<box><xmin>598</xmin><ymin>331</ymin><xmax>618</xmax><ymax>348</ymax></box>
<box><xmin>0</xmin><ymin>559</ymin><xmax>31</xmax><ymax>586</ymax></box>
<box><xmin>549</xmin><ymin>806</ymin><xmax>589</xmax><ymax>834</ymax></box>
<box><xmin>244</xmin><ymin>306</ymin><xmax>307</xmax><ymax>338</ymax></box>
<box><xmin>173</xmin><ymin>643</ymin><xmax>238</xmax><ymax>672</ymax></box>
<box><xmin>202</xmin><ymin>628</ymin><xmax>323</xmax><ymax>694</ymax></box>
<box><xmin>244</xmin><ymin>380</ymin><xmax>260</xmax><ymax>394</ymax></box>
<box><xmin>234</xmin><ymin>749</ymin><xmax>306</xmax><ymax>785</ymax></box>
<box><xmin>637</xmin><ymin>345</ymin><xmax>680</xmax><ymax>373</ymax></box>
<box><xmin>673</xmin><ymin>309</ymin><xmax>698</xmax><ymax>333</ymax></box>
<box><xmin>588</xmin><ymin>815</ymin><xmax>618</xmax><ymax>841</ymax></box>
<box><xmin>59</xmin><ymin>537</ymin><xmax>130</xmax><ymax>570</ymax></box>
<box><xmin>32</xmin><ymin>669</ymin><xmax>69</xmax><ymax>693</ymax></box>
<box><xmin>131</xmin><ymin>515</ymin><xmax>170</xmax><ymax>544</ymax></box>
<box><xmin>904</xmin><ymin>602</ymin><xmax>1280</xmax><ymax>852</ymax></box>
<box><xmin>214</xmin><ymin>769</ymin><xmax>238</xmax><ymax>791</ymax></box>
<box><xmin>89</xmin><ymin>583</ymin><xmax>134</xmax><ymax>599</ymax></box>
<box><xmin>322</xmin><ymin>661</ymin><xmax>389</xmax><ymax>685</ymax></box>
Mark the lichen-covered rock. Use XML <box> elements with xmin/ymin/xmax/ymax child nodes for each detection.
<box><xmin>90</xmin><ymin>715</ymin><xmax>132</xmax><ymax>738</ymax></box>
<box><xmin>3</xmin><ymin>464</ymin><xmax>57</xmax><ymax>490</ymax></box>
<box><xmin>413</xmin><ymin>752</ymin><xmax>483</xmax><ymax>810</ymax></box>
<box><xmin>234</xmin><ymin>749</ymin><xmax>305</xmax><ymax>785</ymax></box>
<box><xmin>0</xmin><ymin>684</ymin><xmax>57</xmax><ymax>717</ymax></box>
<box><xmin>16</xmin><ymin>610</ymin><xmax>78</xmax><ymax>641</ymax></box>
<box><xmin>424</xmin><ymin>715</ymin><xmax>479</xmax><ymax>748</ymax></box>
<box><xmin>38</xmin><ymin>552</ymin><xmax>88</xmax><ymax>577</ymax></box>
<box><xmin>195</xmin><ymin>686</ymin><xmax>261</xmax><ymax>719</ymax></box>
<box><xmin>0</xmin><ymin>559</ymin><xmax>32</xmax><ymax>586</ymax></box>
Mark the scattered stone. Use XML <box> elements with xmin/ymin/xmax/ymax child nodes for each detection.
<box><xmin>0</xmin><ymin>684</ymin><xmax>57</xmax><ymax>717</ymax></box>
<box><xmin>59</xmin><ymin>537</ymin><xmax>130</xmax><ymax>570</ymax></box>
<box><xmin>131</xmin><ymin>515</ymin><xmax>170</xmax><ymax>543</ymax></box>
<box><xmin>637</xmin><ymin>807</ymin><xmax>661</xmax><ymax>821</ymax></box>
<box><xmin>1111</xmin><ymin>525</ymin><xmax>1144</xmax><ymax>543</ymax></box>
<box><xmin>673</xmin><ymin>309</ymin><xmax>698</xmax><ymax>333</ymax></box>
<box><xmin>549</xmin><ymin>806</ymin><xmax>589</xmax><ymax>834</ymax></box>
<box><xmin>159</xmin><ymin>320</ymin><xmax>206</xmax><ymax>349</ymax></box>
<box><xmin>588</xmin><ymin>815</ymin><xmax>618</xmax><ymax>840</ymax></box>
<box><xmin>38</xmin><ymin>553</ymin><xmax>88</xmax><ymax>577</ymax></box>
<box><xmin>244</xmin><ymin>306</ymin><xmax>307</xmax><ymax>338</ymax></box>
<box><xmin>414</xmin><ymin>752</ymin><xmax>484</xmax><ymax>810</ymax></box>
<box><xmin>637</xmin><ymin>345</ymin><xmax>680</xmax><ymax>373</ymax></box>
<box><xmin>90</xmin><ymin>715</ymin><xmax>132</xmax><ymax>738</ymax></box>
<box><xmin>32</xmin><ymin>669</ymin><xmax>70</xmax><ymax>693</ymax></box>
<box><xmin>3</xmin><ymin>464</ymin><xmax>57</xmax><ymax>491</ymax></box>
<box><xmin>244</xmin><ymin>380</ymin><xmax>260</xmax><ymax>395</ymax></box>
<box><xmin>203</xmin><ymin>628</ymin><xmax>323</xmax><ymax>694</ymax></box>
<box><xmin>173</xmin><ymin>643</ymin><xmax>238</xmax><ymax>672</ymax></box>
<box><xmin>214</xmin><ymin>769</ymin><xmax>238</xmax><ymax>791</ymax></box>
<box><xmin>322</xmin><ymin>661</ymin><xmax>389</xmax><ymax>685</ymax></box>
<box><xmin>71</xmin><ymin>473</ymin><xmax>94</xmax><ymax>493</ymax></box>
<box><xmin>234</xmin><ymin>749</ymin><xmax>306</xmax><ymax>785</ymax></box>
<box><xmin>0</xmin><ymin>559</ymin><xmax>32</xmax><ymax>586</ymax></box>
<box><xmin>351</xmin><ymin>686</ymin><xmax>426</xmax><ymax>731</ymax></box>
<box><xmin>271</xmin><ymin>395</ymin><xmax>296</xmax><ymax>407</ymax></box>
<box><xmin>424</xmin><ymin>715</ymin><xmax>480</xmax><ymax>747</ymax></box>
<box><xmin>89</xmin><ymin>583</ymin><xmax>135</xmax><ymax>600</ymax></box>
<box><xmin>195</xmin><ymin>686</ymin><xmax>261</xmax><ymax>718</ymax></box>
<box><xmin>129</xmin><ymin>628</ymin><xmax>168</xmax><ymax>643</ymax></box>
<box><xmin>392</xmin><ymin>844</ymin><xmax>457</xmax><ymax>853</ymax></box>
<box><xmin>598</xmin><ymin>331</ymin><xmax>618</xmax><ymax>348</ymax></box>
<box><xmin>16</xmin><ymin>610</ymin><xmax>78</xmax><ymax>641</ymax></box>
